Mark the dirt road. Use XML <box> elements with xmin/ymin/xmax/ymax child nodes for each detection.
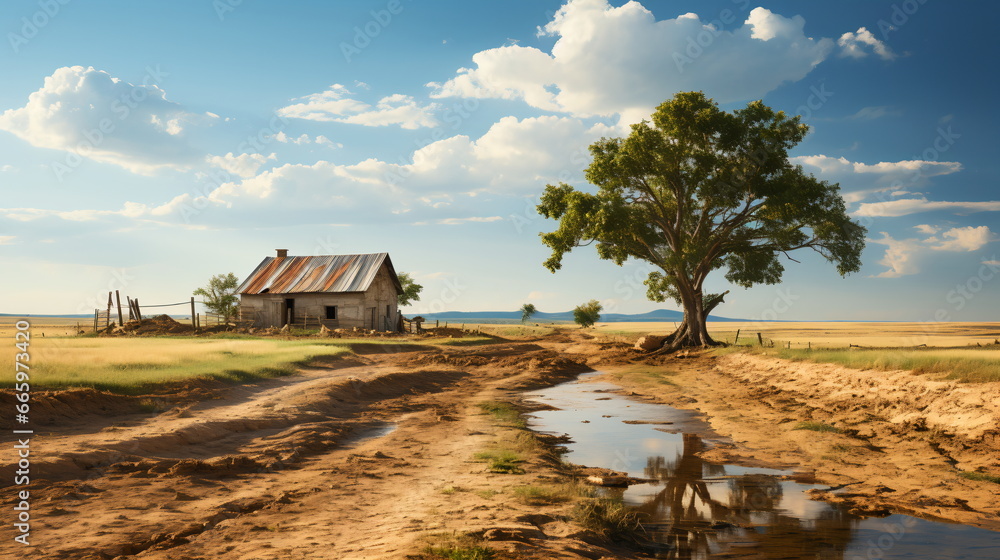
<box><xmin>2</xmin><ymin>331</ymin><xmax>998</xmax><ymax>559</ymax></box>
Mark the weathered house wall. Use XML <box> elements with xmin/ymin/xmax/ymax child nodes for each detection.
<box><xmin>240</xmin><ymin>263</ymin><xmax>398</xmax><ymax>330</ymax></box>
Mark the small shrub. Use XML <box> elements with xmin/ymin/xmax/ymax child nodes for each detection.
<box><xmin>422</xmin><ymin>533</ymin><xmax>495</xmax><ymax>560</ymax></box>
<box><xmin>424</xmin><ymin>545</ymin><xmax>495</xmax><ymax>560</ymax></box>
<box><xmin>477</xmin><ymin>401</ymin><xmax>526</xmax><ymax>428</ymax></box>
<box><xmin>573</xmin><ymin>497</ymin><xmax>645</xmax><ymax>543</ymax></box>
<box><xmin>959</xmin><ymin>471</ymin><xmax>1000</xmax><ymax>484</ymax></box>
<box><xmin>512</xmin><ymin>484</ymin><xmax>572</xmax><ymax>505</ymax></box>
<box><xmin>473</xmin><ymin>450</ymin><xmax>524</xmax><ymax>474</ymax></box>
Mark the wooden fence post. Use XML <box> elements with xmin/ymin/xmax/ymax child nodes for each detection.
<box><xmin>757</xmin><ymin>332</ymin><xmax>763</xmax><ymax>346</ymax></box>
<box><xmin>190</xmin><ymin>297</ymin><xmax>197</xmax><ymax>328</ymax></box>
<box><xmin>115</xmin><ymin>290</ymin><xmax>124</xmax><ymax>326</ymax></box>
<box><xmin>734</xmin><ymin>329</ymin><xmax>741</xmax><ymax>344</ymax></box>
<box><xmin>106</xmin><ymin>292</ymin><xmax>113</xmax><ymax>329</ymax></box>
<box><xmin>94</xmin><ymin>309</ymin><xmax>99</xmax><ymax>333</ymax></box>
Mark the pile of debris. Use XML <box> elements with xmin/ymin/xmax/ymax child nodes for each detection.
<box><xmin>101</xmin><ymin>314</ymin><xmax>194</xmax><ymax>336</ymax></box>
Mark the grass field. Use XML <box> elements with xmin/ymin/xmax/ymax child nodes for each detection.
<box><xmin>6</xmin><ymin>314</ymin><xmax>1000</xmax><ymax>391</ymax></box>
<box><xmin>16</xmin><ymin>337</ymin><xmax>352</xmax><ymax>392</ymax></box>
<box><xmin>593</xmin><ymin>321</ymin><xmax>1000</xmax><ymax>348</ymax></box>
<box><xmin>750</xmin><ymin>346</ymin><xmax>1000</xmax><ymax>383</ymax></box>
<box><xmin>0</xmin><ymin>313</ymin><xmax>497</xmax><ymax>392</ymax></box>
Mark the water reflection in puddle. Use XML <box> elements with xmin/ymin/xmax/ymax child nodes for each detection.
<box><xmin>526</xmin><ymin>373</ymin><xmax>1000</xmax><ymax>559</ymax></box>
<box><xmin>340</xmin><ymin>422</ymin><xmax>397</xmax><ymax>449</ymax></box>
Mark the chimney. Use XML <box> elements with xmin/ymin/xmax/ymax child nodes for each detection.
<box><xmin>276</xmin><ymin>249</ymin><xmax>288</xmax><ymax>258</ymax></box>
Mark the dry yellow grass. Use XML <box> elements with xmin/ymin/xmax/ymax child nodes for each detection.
<box><xmin>0</xmin><ymin>316</ymin><xmax>95</xmax><ymax>338</ymax></box>
<box><xmin>593</xmin><ymin>321</ymin><xmax>1000</xmax><ymax>349</ymax></box>
<box><xmin>12</xmin><ymin>337</ymin><xmax>352</xmax><ymax>392</ymax></box>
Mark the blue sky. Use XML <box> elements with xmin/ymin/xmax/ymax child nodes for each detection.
<box><xmin>2</xmin><ymin>0</ymin><xmax>998</xmax><ymax>321</ymax></box>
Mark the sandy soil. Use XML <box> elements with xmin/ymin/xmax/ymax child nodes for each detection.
<box><xmin>2</xmin><ymin>330</ymin><xmax>999</xmax><ymax>559</ymax></box>
<box><xmin>0</xmin><ymin>340</ymin><xmax>633</xmax><ymax>560</ymax></box>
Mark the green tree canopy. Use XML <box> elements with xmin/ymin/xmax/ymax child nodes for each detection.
<box><xmin>573</xmin><ymin>300</ymin><xmax>602</xmax><ymax>328</ymax></box>
<box><xmin>520</xmin><ymin>303</ymin><xmax>538</xmax><ymax>324</ymax></box>
<box><xmin>538</xmin><ymin>92</ymin><xmax>866</xmax><ymax>349</ymax></box>
<box><xmin>397</xmin><ymin>272</ymin><xmax>423</xmax><ymax>307</ymax></box>
<box><xmin>193</xmin><ymin>272</ymin><xmax>240</xmax><ymax>323</ymax></box>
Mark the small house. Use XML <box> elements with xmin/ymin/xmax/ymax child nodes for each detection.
<box><xmin>237</xmin><ymin>250</ymin><xmax>403</xmax><ymax>331</ymax></box>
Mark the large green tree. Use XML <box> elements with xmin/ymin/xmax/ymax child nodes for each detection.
<box><xmin>193</xmin><ymin>273</ymin><xmax>240</xmax><ymax>323</ymax></box>
<box><xmin>538</xmin><ymin>92</ymin><xmax>866</xmax><ymax>349</ymax></box>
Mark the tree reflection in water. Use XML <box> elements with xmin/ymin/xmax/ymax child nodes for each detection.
<box><xmin>624</xmin><ymin>433</ymin><xmax>858</xmax><ymax>559</ymax></box>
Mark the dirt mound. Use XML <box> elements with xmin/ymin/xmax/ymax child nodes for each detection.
<box><xmin>0</xmin><ymin>388</ymin><xmax>150</xmax><ymax>429</ymax></box>
<box><xmin>425</xmin><ymin>327</ymin><xmax>467</xmax><ymax>338</ymax></box>
<box><xmin>720</xmin><ymin>353</ymin><xmax>1000</xmax><ymax>440</ymax></box>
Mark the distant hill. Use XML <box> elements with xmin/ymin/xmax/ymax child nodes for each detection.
<box><xmin>413</xmin><ymin>309</ymin><xmax>742</xmax><ymax>323</ymax></box>
<box><xmin>0</xmin><ymin>313</ymin><xmax>94</xmax><ymax>318</ymax></box>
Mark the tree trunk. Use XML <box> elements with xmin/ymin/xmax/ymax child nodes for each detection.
<box><xmin>661</xmin><ymin>290</ymin><xmax>729</xmax><ymax>351</ymax></box>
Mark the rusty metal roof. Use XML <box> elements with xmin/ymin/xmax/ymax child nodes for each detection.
<box><xmin>237</xmin><ymin>253</ymin><xmax>403</xmax><ymax>295</ymax></box>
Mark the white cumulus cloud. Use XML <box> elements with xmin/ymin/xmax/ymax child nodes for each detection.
<box><xmin>791</xmin><ymin>155</ymin><xmax>963</xmax><ymax>203</ymax></box>
<box><xmin>110</xmin><ymin>114</ymin><xmax>610</xmax><ymax>227</ymax></box>
<box><xmin>205</xmin><ymin>152</ymin><xmax>277</xmax><ymax>178</ymax></box>
<box><xmin>870</xmin><ymin>226</ymin><xmax>995</xmax><ymax>277</ymax></box>
<box><xmin>0</xmin><ymin>66</ymin><xmax>202</xmax><ymax>175</ymax></box>
<box><xmin>430</xmin><ymin>1</ymin><xmax>839</xmax><ymax>122</ymax></box>
<box><xmin>927</xmin><ymin>226</ymin><xmax>994</xmax><ymax>252</ymax></box>
<box><xmin>855</xmin><ymin>198</ymin><xmax>1000</xmax><ymax>217</ymax></box>
<box><xmin>837</xmin><ymin>27</ymin><xmax>896</xmax><ymax>60</ymax></box>
<box><xmin>278</xmin><ymin>85</ymin><xmax>439</xmax><ymax>129</ymax></box>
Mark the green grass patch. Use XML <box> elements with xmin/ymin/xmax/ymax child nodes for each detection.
<box><xmin>421</xmin><ymin>533</ymin><xmax>496</xmax><ymax>560</ymax></box>
<box><xmin>959</xmin><ymin>471</ymin><xmax>1000</xmax><ymax>484</ymax></box>
<box><xmin>477</xmin><ymin>401</ymin><xmax>527</xmax><ymax>429</ymax></box>
<box><xmin>746</xmin><ymin>347</ymin><xmax>1000</xmax><ymax>383</ymax></box>
<box><xmin>792</xmin><ymin>421</ymin><xmax>842</xmax><ymax>433</ymax></box>
<box><xmin>512</xmin><ymin>484</ymin><xmax>573</xmax><ymax>505</ymax></box>
<box><xmin>472</xmin><ymin>449</ymin><xmax>524</xmax><ymax>474</ymax></box>
<box><xmin>423</xmin><ymin>546</ymin><xmax>495</xmax><ymax>560</ymax></box>
<box><xmin>13</xmin><ymin>337</ymin><xmax>354</xmax><ymax>393</ymax></box>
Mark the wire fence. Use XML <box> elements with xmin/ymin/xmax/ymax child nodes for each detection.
<box><xmin>92</xmin><ymin>291</ymin><xmax>225</xmax><ymax>332</ymax></box>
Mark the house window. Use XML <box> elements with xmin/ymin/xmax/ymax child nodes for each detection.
<box><xmin>325</xmin><ymin>306</ymin><xmax>338</xmax><ymax>320</ymax></box>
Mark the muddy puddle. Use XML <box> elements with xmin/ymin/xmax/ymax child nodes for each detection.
<box><xmin>525</xmin><ymin>373</ymin><xmax>1000</xmax><ymax>559</ymax></box>
<box><xmin>340</xmin><ymin>422</ymin><xmax>397</xmax><ymax>449</ymax></box>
